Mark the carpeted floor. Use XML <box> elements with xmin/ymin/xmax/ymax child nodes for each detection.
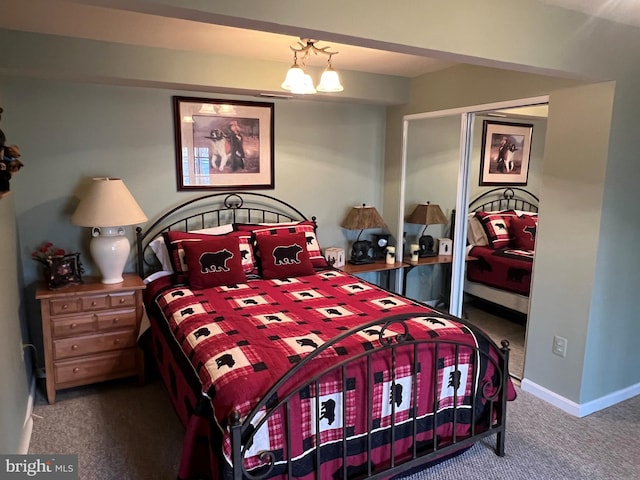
<box><xmin>462</xmin><ymin>301</ymin><xmax>527</xmax><ymax>380</ymax></box>
<box><xmin>29</xmin><ymin>375</ymin><xmax>640</xmax><ymax>480</ymax></box>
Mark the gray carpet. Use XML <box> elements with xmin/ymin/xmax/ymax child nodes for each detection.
<box><xmin>29</xmin><ymin>377</ymin><xmax>640</xmax><ymax>480</ymax></box>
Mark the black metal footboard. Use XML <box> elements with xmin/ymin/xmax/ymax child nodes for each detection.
<box><xmin>228</xmin><ymin>313</ymin><xmax>510</xmax><ymax>480</ymax></box>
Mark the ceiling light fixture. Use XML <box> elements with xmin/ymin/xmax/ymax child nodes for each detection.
<box><xmin>281</xmin><ymin>38</ymin><xmax>344</xmax><ymax>94</ymax></box>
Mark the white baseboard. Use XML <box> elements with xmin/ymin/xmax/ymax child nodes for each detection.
<box><xmin>17</xmin><ymin>376</ymin><xmax>36</xmax><ymax>454</ymax></box>
<box><xmin>521</xmin><ymin>377</ymin><xmax>640</xmax><ymax>417</ymax></box>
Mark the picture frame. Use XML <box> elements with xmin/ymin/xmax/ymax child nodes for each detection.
<box><xmin>45</xmin><ymin>253</ymin><xmax>83</xmax><ymax>290</ymax></box>
<box><xmin>479</xmin><ymin>120</ymin><xmax>533</xmax><ymax>186</ymax></box>
<box><xmin>173</xmin><ymin>96</ymin><xmax>275</xmax><ymax>191</ymax></box>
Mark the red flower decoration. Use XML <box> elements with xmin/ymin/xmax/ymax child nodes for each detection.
<box><xmin>32</xmin><ymin>242</ymin><xmax>66</xmax><ymax>266</ymax></box>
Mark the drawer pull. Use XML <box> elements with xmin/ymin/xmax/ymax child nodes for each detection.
<box><xmin>114</xmin><ymin>338</ymin><xmax>121</xmax><ymax>345</ymax></box>
<box><xmin>119</xmin><ymin>298</ymin><xmax>126</xmax><ymax>304</ymax></box>
<box><xmin>73</xmin><ymin>367</ymin><xmax>80</xmax><ymax>373</ymax></box>
<box><xmin>62</xmin><ymin>304</ymin><xmax>69</xmax><ymax>310</ymax></box>
<box><xmin>113</xmin><ymin>317</ymin><xmax>119</xmax><ymax>324</ymax></box>
<box><xmin>70</xmin><ymin>323</ymin><xmax>77</xmax><ymax>329</ymax></box>
<box><xmin>71</xmin><ymin>344</ymin><xmax>79</xmax><ymax>350</ymax></box>
<box><xmin>91</xmin><ymin>301</ymin><xmax>97</xmax><ymax>306</ymax></box>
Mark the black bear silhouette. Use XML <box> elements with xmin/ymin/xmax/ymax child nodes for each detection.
<box><xmin>199</xmin><ymin>249</ymin><xmax>233</xmax><ymax>273</ymax></box>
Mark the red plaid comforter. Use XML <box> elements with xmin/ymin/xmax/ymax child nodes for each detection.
<box><xmin>146</xmin><ymin>269</ymin><xmax>515</xmax><ymax>478</ymax></box>
<box><xmin>467</xmin><ymin>246</ymin><xmax>534</xmax><ymax>296</ymax></box>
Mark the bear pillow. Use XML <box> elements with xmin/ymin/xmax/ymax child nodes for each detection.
<box><xmin>181</xmin><ymin>236</ymin><xmax>247</xmax><ymax>289</ymax></box>
<box><xmin>255</xmin><ymin>232</ymin><xmax>315</xmax><ymax>279</ymax></box>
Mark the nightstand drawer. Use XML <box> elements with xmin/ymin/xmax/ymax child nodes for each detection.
<box><xmin>96</xmin><ymin>309</ymin><xmax>137</xmax><ymax>331</ymax></box>
<box><xmin>109</xmin><ymin>292</ymin><xmax>136</xmax><ymax>309</ymax></box>
<box><xmin>53</xmin><ymin>329</ymin><xmax>137</xmax><ymax>360</ymax></box>
<box><xmin>54</xmin><ymin>349</ymin><xmax>137</xmax><ymax>385</ymax></box>
<box><xmin>81</xmin><ymin>295</ymin><xmax>110</xmax><ymax>311</ymax></box>
<box><xmin>52</xmin><ymin>315</ymin><xmax>96</xmax><ymax>337</ymax></box>
<box><xmin>49</xmin><ymin>298</ymin><xmax>81</xmax><ymax>316</ymax></box>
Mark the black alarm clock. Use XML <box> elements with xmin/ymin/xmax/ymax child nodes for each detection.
<box><xmin>372</xmin><ymin>233</ymin><xmax>391</xmax><ymax>260</ymax></box>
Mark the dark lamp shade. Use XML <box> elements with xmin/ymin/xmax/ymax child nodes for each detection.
<box><xmin>341</xmin><ymin>204</ymin><xmax>386</xmax><ymax>230</ymax></box>
<box><xmin>407</xmin><ymin>203</ymin><xmax>447</xmax><ymax>226</ymax></box>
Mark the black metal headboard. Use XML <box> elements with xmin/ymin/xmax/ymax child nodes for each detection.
<box><xmin>136</xmin><ymin>192</ymin><xmax>311</xmax><ymax>278</ymax></box>
<box><xmin>468</xmin><ymin>187</ymin><xmax>539</xmax><ymax>213</ymax></box>
<box><xmin>450</xmin><ymin>187</ymin><xmax>539</xmax><ymax>243</ymax></box>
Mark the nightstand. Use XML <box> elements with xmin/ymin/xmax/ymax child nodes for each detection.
<box><xmin>36</xmin><ymin>273</ymin><xmax>146</xmax><ymax>404</ymax></box>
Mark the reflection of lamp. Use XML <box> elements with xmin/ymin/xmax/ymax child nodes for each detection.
<box><xmin>341</xmin><ymin>204</ymin><xmax>386</xmax><ymax>265</ymax></box>
<box><xmin>407</xmin><ymin>202</ymin><xmax>448</xmax><ymax>258</ymax></box>
<box><xmin>281</xmin><ymin>38</ymin><xmax>344</xmax><ymax>94</ymax></box>
<box><xmin>72</xmin><ymin>178</ymin><xmax>147</xmax><ymax>284</ymax></box>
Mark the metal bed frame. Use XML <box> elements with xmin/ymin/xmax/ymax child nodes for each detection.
<box><xmin>136</xmin><ymin>192</ymin><xmax>511</xmax><ymax>480</ymax></box>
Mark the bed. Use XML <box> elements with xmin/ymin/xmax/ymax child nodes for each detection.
<box><xmin>136</xmin><ymin>192</ymin><xmax>516</xmax><ymax>480</ymax></box>
<box><xmin>463</xmin><ymin>187</ymin><xmax>539</xmax><ymax>315</ymax></box>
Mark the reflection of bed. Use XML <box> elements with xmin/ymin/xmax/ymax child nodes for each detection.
<box><xmin>463</xmin><ymin>188</ymin><xmax>539</xmax><ymax>315</ymax></box>
<box><xmin>136</xmin><ymin>192</ymin><xmax>515</xmax><ymax>480</ymax></box>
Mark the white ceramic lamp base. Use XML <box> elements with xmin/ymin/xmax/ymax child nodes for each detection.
<box><xmin>90</xmin><ymin>226</ymin><xmax>130</xmax><ymax>284</ymax></box>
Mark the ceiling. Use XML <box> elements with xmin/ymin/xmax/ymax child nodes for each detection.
<box><xmin>2</xmin><ymin>0</ymin><xmax>640</xmax><ymax>81</ymax></box>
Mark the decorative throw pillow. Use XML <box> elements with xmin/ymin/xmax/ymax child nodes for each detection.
<box><xmin>467</xmin><ymin>213</ymin><xmax>489</xmax><ymax>246</ymax></box>
<box><xmin>182</xmin><ymin>237</ymin><xmax>246</xmax><ymax>289</ymax></box>
<box><xmin>149</xmin><ymin>224</ymin><xmax>234</xmax><ymax>274</ymax></box>
<box><xmin>236</xmin><ymin>220</ymin><xmax>328</xmax><ymax>268</ymax></box>
<box><xmin>163</xmin><ymin>230</ymin><xmax>258</xmax><ymax>277</ymax></box>
<box><xmin>475</xmin><ymin>211</ymin><xmax>513</xmax><ymax>249</ymax></box>
<box><xmin>510</xmin><ymin>214</ymin><xmax>538</xmax><ymax>250</ymax></box>
<box><xmin>255</xmin><ymin>233</ymin><xmax>315</xmax><ymax>279</ymax></box>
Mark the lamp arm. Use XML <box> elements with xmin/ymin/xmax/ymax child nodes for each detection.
<box><xmin>420</xmin><ymin>224</ymin><xmax>429</xmax><ymax>237</ymax></box>
<box><xmin>355</xmin><ymin>229</ymin><xmax>364</xmax><ymax>242</ymax></box>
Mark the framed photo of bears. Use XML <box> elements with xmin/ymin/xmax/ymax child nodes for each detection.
<box><xmin>173</xmin><ymin>96</ymin><xmax>275</xmax><ymax>191</ymax></box>
<box><xmin>479</xmin><ymin>120</ymin><xmax>533</xmax><ymax>186</ymax></box>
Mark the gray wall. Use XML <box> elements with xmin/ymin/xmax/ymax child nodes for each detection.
<box><xmin>3</xmin><ymin>77</ymin><xmax>386</xmax><ymax>287</ymax></box>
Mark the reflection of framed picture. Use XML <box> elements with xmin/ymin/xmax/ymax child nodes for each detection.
<box><xmin>479</xmin><ymin>120</ymin><xmax>533</xmax><ymax>186</ymax></box>
<box><xmin>173</xmin><ymin>96</ymin><xmax>275</xmax><ymax>191</ymax></box>
<box><xmin>46</xmin><ymin>253</ymin><xmax>83</xmax><ymax>290</ymax></box>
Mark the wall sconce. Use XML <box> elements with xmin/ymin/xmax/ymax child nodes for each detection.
<box><xmin>71</xmin><ymin>177</ymin><xmax>147</xmax><ymax>284</ymax></box>
<box><xmin>341</xmin><ymin>204</ymin><xmax>386</xmax><ymax>264</ymax></box>
<box><xmin>407</xmin><ymin>202</ymin><xmax>448</xmax><ymax>257</ymax></box>
<box><xmin>281</xmin><ymin>38</ymin><xmax>344</xmax><ymax>94</ymax></box>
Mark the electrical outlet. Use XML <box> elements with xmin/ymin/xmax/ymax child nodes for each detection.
<box><xmin>552</xmin><ymin>336</ymin><xmax>568</xmax><ymax>358</ymax></box>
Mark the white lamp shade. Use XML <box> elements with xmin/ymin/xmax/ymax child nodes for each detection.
<box><xmin>72</xmin><ymin>177</ymin><xmax>147</xmax><ymax>284</ymax></box>
<box><xmin>281</xmin><ymin>65</ymin><xmax>305</xmax><ymax>91</ymax></box>
<box><xmin>291</xmin><ymin>73</ymin><xmax>317</xmax><ymax>95</ymax></box>
<box><xmin>317</xmin><ymin>68</ymin><xmax>344</xmax><ymax>92</ymax></box>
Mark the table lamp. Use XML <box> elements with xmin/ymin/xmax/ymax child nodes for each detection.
<box><xmin>71</xmin><ymin>177</ymin><xmax>147</xmax><ymax>284</ymax></box>
<box><xmin>341</xmin><ymin>204</ymin><xmax>386</xmax><ymax>265</ymax></box>
<box><xmin>407</xmin><ymin>202</ymin><xmax>447</xmax><ymax>258</ymax></box>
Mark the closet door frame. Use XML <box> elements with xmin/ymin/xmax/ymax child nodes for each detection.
<box><xmin>398</xmin><ymin>95</ymin><xmax>548</xmax><ymax>317</ymax></box>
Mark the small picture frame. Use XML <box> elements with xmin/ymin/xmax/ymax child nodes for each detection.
<box><xmin>45</xmin><ymin>253</ymin><xmax>83</xmax><ymax>289</ymax></box>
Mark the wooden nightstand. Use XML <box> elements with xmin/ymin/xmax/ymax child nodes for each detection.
<box><xmin>36</xmin><ymin>273</ymin><xmax>146</xmax><ymax>404</ymax></box>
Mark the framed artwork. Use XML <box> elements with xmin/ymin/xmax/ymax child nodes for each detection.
<box><xmin>45</xmin><ymin>253</ymin><xmax>83</xmax><ymax>289</ymax></box>
<box><xmin>173</xmin><ymin>96</ymin><xmax>275</xmax><ymax>191</ymax></box>
<box><xmin>479</xmin><ymin>120</ymin><xmax>533</xmax><ymax>186</ymax></box>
